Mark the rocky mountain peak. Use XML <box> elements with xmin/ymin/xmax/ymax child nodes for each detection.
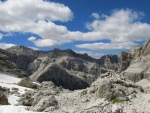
<box><xmin>133</xmin><ymin>39</ymin><xmax>150</xmax><ymax>57</ymax></box>
<box><xmin>120</xmin><ymin>39</ymin><xmax>150</xmax><ymax>82</ymax></box>
<box><xmin>0</xmin><ymin>45</ymin><xmax>120</xmax><ymax>90</ymax></box>
<box><xmin>0</xmin><ymin>48</ymin><xmax>28</xmax><ymax>77</ymax></box>
<box><xmin>98</xmin><ymin>54</ymin><xmax>119</xmax><ymax>71</ymax></box>
<box><xmin>6</xmin><ymin>45</ymin><xmax>37</xmax><ymax>56</ymax></box>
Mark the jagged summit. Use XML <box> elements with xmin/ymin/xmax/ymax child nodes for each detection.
<box><xmin>0</xmin><ymin>45</ymin><xmax>119</xmax><ymax>90</ymax></box>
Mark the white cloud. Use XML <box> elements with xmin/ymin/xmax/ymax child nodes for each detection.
<box><xmin>28</xmin><ymin>46</ymin><xmax>39</xmax><ymax>50</ymax></box>
<box><xmin>28</xmin><ymin>36</ymin><xmax>36</xmax><ymax>41</ymax></box>
<box><xmin>0</xmin><ymin>0</ymin><xmax>73</xmax><ymax>23</ymax></box>
<box><xmin>84</xmin><ymin>9</ymin><xmax>149</xmax><ymax>43</ymax></box>
<box><xmin>31</xmin><ymin>38</ymin><xmax>71</xmax><ymax>47</ymax></box>
<box><xmin>0</xmin><ymin>42</ymin><xmax>16</xmax><ymax>49</ymax></box>
<box><xmin>0</xmin><ymin>0</ymin><xmax>73</xmax><ymax>47</ymax></box>
<box><xmin>76</xmin><ymin>9</ymin><xmax>150</xmax><ymax>50</ymax></box>
<box><xmin>91</xmin><ymin>13</ymin><xmax>100</xmax><ymax>19</ymax></box>
<box><xmin>0</xmin><ymin>0</ymin><xmax>150</xmax><ymax>51</ymax></box>
<box><xmin>76</xmin><ymin>51</ymin><xmax>104</xmax><ymax>58</ymax></box>
<box><xmin>76</xmin><ymin>42</ymin><xmax>138</xmax><ymax>50</ymax></box>
<box><xmin>0</xmin><ymin>33</ymin><xmax>2</xmax><ymax>40</ymax></box>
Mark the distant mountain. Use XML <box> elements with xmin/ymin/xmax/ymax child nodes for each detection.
<box><xmin>98</xmin><ymin>54</ymin><xmax>119</xmax><ymax>71</ymax></box>
<box><xmin>4</xmin><ymin>46</ymin><xmax>119</xmax><ymax>90</ymax></box>
<box><xmin>0</xmin><ymin>48</ymin><xmax>28</xmax><ymax>77</ymax></box>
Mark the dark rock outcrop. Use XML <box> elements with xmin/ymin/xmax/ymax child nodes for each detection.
<box><xmin>119</xmin><ymin>51</ymin><xmax>133</xmax><ymax>72</ymax></box>
<box><xmin>6</xmin><ymin>46</ymin><xmax>47</xmax><ymax>74</ymax></box>
<box><xmin>0</xmin><ymin>48</ymin><xmax>28</xmax><ymax>77</ymax></box>
<box><xmin>98</xmin><ymin>55</ymin><xmax>119</xmax><ymax>71</ymax></box>
<box><xmin>37</xmin><ymin>65</ymin><xmax>89</xmax><ymax>90</ymax></box>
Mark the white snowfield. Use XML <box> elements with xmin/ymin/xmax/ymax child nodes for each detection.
<box><xmin>0</xmin><ymin>106</ymin><xmax>45</xmax><ymax>113</ymax></box>
<box><xmin>0</xmin><ymin>73</ymin><xmax>45</xmax><ymax>113</ymax></box>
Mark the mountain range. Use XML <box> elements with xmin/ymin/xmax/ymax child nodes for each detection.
<box><xmin>0</xmin><ymin>46</ymin><xmax>119</xmax><ymax>90</ymax></box>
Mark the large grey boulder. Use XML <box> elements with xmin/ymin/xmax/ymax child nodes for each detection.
<box><xmin>31</xmin><ymin>95</ymin><xmax>58</xmax><ymax>112</ymax></box>
<box><xmin>18</xmin><ymin>77</ymin><xmax>38</xmax><ymax>89</ymax></box>
<box><xmin>19</xmin><ymin>81</ymin><xmax>60</xmax><ymax>112</ymax></box>
<box><xmin>90</xmin><ymin>73</ymin><xmax>143</xmax><ymax>101</ymax></box>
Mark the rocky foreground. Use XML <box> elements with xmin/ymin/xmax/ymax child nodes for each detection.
<box><xmin>17</xmin><ymin>72</ymin><xmax>150</xmax><ymax>113</ymax></box>
<box><xmin>1</xmin><ymin>72</ymin><xmax>150</xmax><ymax>113</ymax></box>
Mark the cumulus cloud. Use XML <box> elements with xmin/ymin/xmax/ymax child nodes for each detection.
<box><xmin>76</xmin><ymin>42</ymin><xmax>138</xmax><ymax>50</ymax></box>
<box><xmin>84</xmin><ymin>9</ymin><xmax>149</xmax><ymax>42</ymax></box>
<box><xmin>0</xmin><ymin>0</ymin><xmax>73</xmax><ymax>47</ymax></box>
<box><xmin>0</xmin><ymin>43</ymin><xmax>16</xmax><ymax>49</ymax></box>
<box><xmin>28</xmin><ymin>36</ymin><xmax>36</xmax><ymax>41</ymax></box>
<box><xmin>0</xmin><ymin>33</ymin><xmax>2</xmax><ymax>40</ymax></box>
<box><xmin>76</xmin><ymin>9</ymin><xmax>150</xmax><ymax>50</ymax></box>
<box><xmin>0</xmin><ymin>0</ymin><xmax>150</xmax><ymax>50</ymax></box>
<box><xmin>91</xmin><ymin>13</ymin><xmax>100</xmax><ymax>19</ymax></box>
<box><xmin>76</xmin><ymin>51</ymin><xmax>104</xmax><ymax>58</ymax></box>
<box><xmin>28</xmin><ymin>46</ymin><xmax>39</xmax><ymax>50</ymax></box>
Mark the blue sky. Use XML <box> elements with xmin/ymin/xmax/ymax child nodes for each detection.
<box><xmin>0</xmin><ymin>0</ymin><xmax>150</xmax><ymax>58</ymax></box>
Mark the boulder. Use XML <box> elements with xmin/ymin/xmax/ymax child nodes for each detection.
<box><xmin>18</xmin><ymin>90</ymin><xmax>35</xmax><ymax>106</ymax></box>
<box><xmin>90</xmin><ymin>73</ymin><xmax>142</xmax><ymax>102</ymax></box>
<box><xmin>0</xmin><ymin>90</ymin><xmax>9</xmax><ymax>105</ymax></box>
<box><xmin>18</xmin><ymin>77</ymin><xmax>38</xmax><ymax>89</ymax></box>
<box><xmin>31</xmin><ymin>95</ymin><xmax>58</xmax><ymax>112</ymax></box>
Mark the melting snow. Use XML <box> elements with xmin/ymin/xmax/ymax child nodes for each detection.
<box><xmin>0</xmin><ymin>73</ymin><xmax>45</xmax><ymax>113</ymax></box>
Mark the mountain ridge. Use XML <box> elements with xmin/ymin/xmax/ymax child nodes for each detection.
<box><xmin>1</xmin><ymin>45</ymin><xmax>120</xmax><ymax>90</ymax></box>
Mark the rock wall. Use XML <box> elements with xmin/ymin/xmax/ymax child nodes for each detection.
<box><xmin>120</xmin><ymin>39</ymin><xmax>150</xmax><ymax>82</ymax></box>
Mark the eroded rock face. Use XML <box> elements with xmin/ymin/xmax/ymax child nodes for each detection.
<box><xmin>120</xmin><ymin>39</ymin><xmax>150</xmax><ymax>82</ymax></box>
<box><xmin>6</xmin><ymin>46</ymin><xmax>46</xmax><ymax>74</ymax></box>
<box><xmin>0</xmin><ymin>48</ymin><xmax>28</xmax><ymax>77</ymax></box>
<box><xmin>98</xmin><ymin>55</ymin><xmax>120</xmax><ymax>71</ymax></box>
<box><xmin>119</xmin><ymin>51</ymin><xmax>133</xmax><ymax>72</ymax></box>
<box><xmin>37</xmin><ymin>65</ymin><xmax>89</xmax><ymax>90</ymax></box>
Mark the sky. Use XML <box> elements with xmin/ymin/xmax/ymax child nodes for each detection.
<box><xmin>0</xmin><ymin>0</ymin><xmax>150</xmax><ymax>58</ymax></box>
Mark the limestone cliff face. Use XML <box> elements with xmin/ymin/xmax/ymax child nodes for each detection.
<box><xmin>6</xmin><ymin>46</ymin><xmax>48</xmax><ymax>74</ymax></box>
<box><xmin>98</xmin><ymin>55</ymin><xmax>119</xmax><ymax>71</ymax></box>
<box><xmin>119</xmin><ymin>51</ymin><xmax>133</xmax><ymax>72</ymax></box>
<box><xmin>0</xmin><ymin>48</ymin><xmax>28</xmax><ymax>77</ymax></box>
<box><xmin>120</xmin><ymin>39</ymin><xmax>150</xmax><ymax>82</ymax></box>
